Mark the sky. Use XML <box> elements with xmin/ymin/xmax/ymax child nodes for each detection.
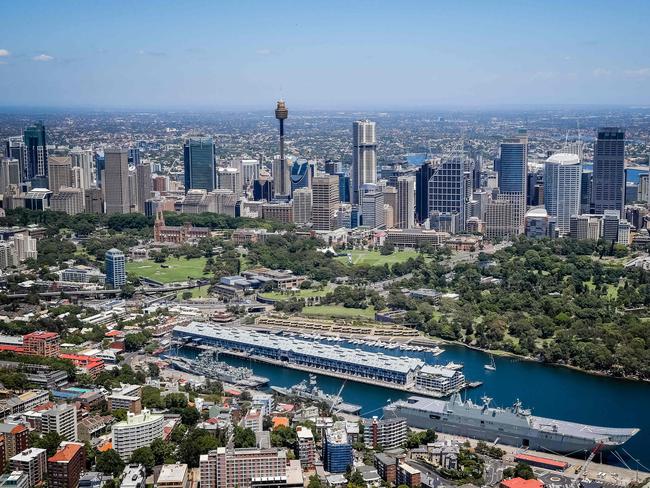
<box><xmin>1</xmin><ymin>0</ymin><xmax>649</xmax><ymax>110</ymax></box>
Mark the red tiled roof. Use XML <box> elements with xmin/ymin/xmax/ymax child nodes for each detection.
<box><xmin>48</xmin><ymin>443</ymin><xmax>83</xmax><ymax>463</ymax></box>
<box><xmin>24</xmin><ymin>331</ymin><xmax>59</xmax><ymax>340</ymax></box>
<box><xmin>501</xmin><ymin>478</ymin><xmax>544</xmax><ymax>488</ymax></box>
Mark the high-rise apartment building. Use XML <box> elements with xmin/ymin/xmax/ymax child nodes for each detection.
<box><xmin>112</xmin><ymin>409</ymin><xmax>164</xmax><ymax>461</ymax></box>
<box><xmin>47</xmin><ymin>156</ymin><xmax>73</xmax><ymax>192</ymax></box>
<box><xmin>415</xmin><ymin>162</ymin><xmax>434</xmax><ymax>224</ymax></box>
<box><xmin>296</xmin><ymin>426</ymin><xmax>315</xmax><ymax>468</ymax></box>
<box><xmin>23</xmin><ymin>331</ymin><xmax>60</xmax><ymax>357</ymax></box>
<box><xmin>10</xmin><ymin>448</ymin><xmax>47</xmax><ymax>488</ymax></box>
<box><xmin>428</xmin><ymin>154</ymin><xmax>467</xmax><ymax>231</ymax></box>
<box><xmin>323</xmin><ymin>422</ymin><xmax>352</xmax><ymax>474</ymax></box>
<box><xmin>312</xmin><ymin>175</ymin><xmax>339</xmax><ymax>231</ymax></box>
<box><xmin>23</xmin><ymin>122</ymin><xmax>48</xmax><ymax>184</ymax></box>
<box><xmin>199</xmin><ymin>447</ymin><xmax>286</xmax><ymax>488</ymax></box>
<box><xmin>351</xmin><ymin>120</ymin><xmax>377</xmax><ymax>204</ymax></box>
<box><xmin>135</xmin><ymin>163</ymin><xmax>152</xmax><ymax>213</ymax></box>
<box><xmin>47</xmin><ymin>442</ymin><xmax>86</xmax><ymax>488</ymax></box>
<box><xmin>183</xmin><ymin>136</ymin><xmax>215</xmax><ymax>192</ymax></box>
<box><xmin>363</xmin><ymin>417</ymin><xmax>407</xmax><ymax>450</ymax></box>
<box><xmin>41</xmin><ymin>404</ymin><xmax>78</xmax><ymax>441</ymax></box>
<box><xmin>591</xmin><ymin>127</ymin><xmax>625</xmax><ymax>215</ymax></box>
<box><xmin>105</xmin><ymin>248</ymin><xmax>126</xmax><ymax>288</ymax></box>
<box><xmin>104</xmin><ymin>148</ymin><xmax>130</xmax><ymax>214</ymax></box>
<box><xmin>544</xmin><ymin>153</ymin><xmax>581</xmax><ymax>236</ymax></box>
<box><xmin>395</xmin><ymin>176</ymin><xmax>415</xmax><ymax>229</ymax></box>
<box><xmin>293</xmin><ymin>188</ymin><xmax>312</xmax><ymax>225</ymax></box>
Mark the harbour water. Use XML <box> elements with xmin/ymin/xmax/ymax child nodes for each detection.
<box><xmin>177</xmin><ymin>340</ymin><xmax>650</xmax><ymax>468</ymax></box>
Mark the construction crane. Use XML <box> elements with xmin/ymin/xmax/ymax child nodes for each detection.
<box><xmin>572</xmin><ymin>442</ymin><xmax>605</xmax><ymax>488</ymax></box>
<box><xmin>329</xmin><ymin>379</ymin><xmax>347</xmax><ymax>414</ymax></box>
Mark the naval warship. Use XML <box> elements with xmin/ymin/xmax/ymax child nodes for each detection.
<box><xmin>170</xmin><ymin>350</ymin><xmax>270</xmax><ymax>388</ymax></box>
<box><xmin>384</xmin><ymin>394</ymin><xmax>638</xmax><ymax>454</ymax></box>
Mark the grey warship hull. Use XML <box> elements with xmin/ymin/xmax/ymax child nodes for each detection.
<box><xmin>384</xmin><ymin>395</ymin><xmax>638</xmax><ymax>455</ymax></box>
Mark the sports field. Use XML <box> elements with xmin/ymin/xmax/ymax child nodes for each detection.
<box><xmin>335</xmin><ymin>249</ymin><xmax>420</xmax><ymax>266</ymax></box>
<box><xmin>259</xmin><ymin>285</ymin><xmax>333</xmax><ymax>301</ymax></box>
<box><xmin>127</xmin><ymin>257</ymin><xmax>208</xmax><ymax>283</ymax></box>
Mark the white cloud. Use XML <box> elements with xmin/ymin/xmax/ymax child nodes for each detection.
<box><xmin>624</xmin><ymin>68</ymin><xmax>650</xmax><ymax>79</ymax></box>
<box><xmin>592</xmin><ymin>68</ymin><xmax>611</xmax><ymax>78</ymax></box>
<box><xmin>33</xmin><ymin>54</ymin><xmax>54</xmax><ymax>62</ymax></box>
<box><xmin>0</xmin><ymin>49</ymin><xmax>9</xmax><ymax>57</ymax></box>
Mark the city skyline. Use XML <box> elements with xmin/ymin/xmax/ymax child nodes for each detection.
<box><xmin>1</xmin><ymin>1</ymin><xmax>650</xmax><ymax>109</ymax></box>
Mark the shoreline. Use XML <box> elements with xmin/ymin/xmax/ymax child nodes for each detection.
<box><xmin>435</xmin><ymin>336</ymin><xmax>649</xmax><ymax>384</ymax></box>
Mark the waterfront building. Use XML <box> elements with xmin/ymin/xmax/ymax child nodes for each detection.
<box><xmin>351</xmin><ymin>120</ymin><xmax>377</xmax><ymax>204</ymax></box>
<box><xmin>415</xmin><ymin>365</ymin><xmax>465</xmax><ymax>395</ymax></box>
<box><xmin>105</xmin><ymin>248</ymin><xmax>126</xmax><ymax>288</ymax></box>
<box><xmin>544</xmin><ymin>153</ymin><xmax>581</xmax><ymax>236</ymax></box>
<box><xmin>395</xmin><ymin>176</ymin><xmax>415</xmax><ymax>229</ymax></box>
<box><xmin>48</xmin><ymin>156</ymin><xmax>73</xmax><ymax>192</ymax></box>
<box><xmin>363</xmin><ymin>417</ymin><xmax>407</xmax><ymax>450</ymax></box>
<box><xmin>312</xmin><ymin>175</ymin><xmax>339</xmax><ymax>231</ymax></box>
<box><xmin>10</xmin><ymin>448</ymin><xmax>46</xmax><ymax>488</ymax></box>
<box><xmin>112</xmin><ymin>409</ymin><xmax>164</xmax><ymax>460</ymax></box>
<box><xmin>292</xmin><ymin>187</ymin><xmax>312</xmax><ymax>225</ymax></box>
<box><xmin>323</xmin><ymin>422</ymin><xmax>352</xmax><ymax>474</ymax></box>
<box><xmin>104</xmin><ymin>148</ymin><xmax>130</xmax><ymax>214</ymax></box>
<box><xmin>47</xmin><ymin>442</ymin><xmax>86</xmax><ymax>488</ymax></box>
<box><xmin>172</xmin><ymin>323</ymin><xmax>424</xmax><ymax>386</ymax></box>
<box><xmin>591</xmin><ymin>127</ymin><xmax>625</xmax><ymax>215</ymax></box>
<box><xmin>199</xmin><ymin>447</ymin><xmax>286</xmax><ymax>488</ymax></box>
<box><xmin>428</xmin><ymin>154</ymin><xmax>467</xmax><ymax>232</ymax></box>
<box><xmin>296</xmin><ymin>426</ymin><xmax>315</xmax><ymax>468</ymax></box>
<box><xmin>23</xmin><ymin>122</ymin><xmax>48</xmax><ymax>185</ymax></box>
<box><xmin>184</xmin><ymin>136</ymin><xmax>215</xmax><ymax>192</ymax></box>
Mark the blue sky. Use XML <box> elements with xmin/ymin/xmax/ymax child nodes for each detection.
<box><xmin>1</xmin><ymin>0</ymin><xmax>649</xmax><ymax>109</ymax></box>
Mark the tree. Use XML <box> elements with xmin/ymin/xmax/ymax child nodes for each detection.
<box><xmin>270</xmin><ymin>425</ymin><xmax>296</xmax><ymax>448</ymax></box>
<box><xmin>151</xmin><ymin>438</ymin><xmax>174</xmax><ymax>465</ymax></box>
<box><xmin>233</xmin><ymin>426</ymin><xmax>256</xmax><ymax>448</ymax></box>
<box><xmin>346</xmin><ymin>469</ymin><xmax>365</xmax><ymax>488</ymax></box>
<box><xmin>180</xmin><ymin>407</ymin><xmax>200</xmax><ymax>426</ymax></box>
<box><xmin>165</xmin><ymin>393</ymin><xmax>189</xmax><ymax>409</ymax></box>
<box><xmin>130</xmin><ymin>446</ymin><xmax>155</xmax><ymax>473</ymax></box>
<box><xmin>96</xmin><ymin>449</ymin><xmax>125</xmax><ymax>477</ymax></box>
<box><xmin>178</xmin><ymin>429</ymin><xmax>222</xmax><ymax>467</ymax></box>
<box><xmin>307</xmin><ymin>475</ymin><xmax>324</xmax><ymax>488</ymax></box>
<box><xmin>112</xmin><ymin>408</ymin><xmax>128</xmax><ymax>422</ymax></box>
<box><xmin>33</xmin><ymin>431</ymin><xmax>63</xmax><ymax>456</ymax></box>
<box><xmin>170</xmin><ymin>424</ymin><xmax>188</xmax><ymax>444</ymax></box>
<box><xmin>503</xmin><ymin>462</ymin><xmax>535</xmax><ymax>480</ymax></box>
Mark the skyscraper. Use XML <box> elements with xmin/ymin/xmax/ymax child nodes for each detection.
<box><xmin>428</xmin><ymin>154</ymin><xmax>467</xmax><ymax>231</ymax></box>
<box><xmin>47</xmin><ymin>156</ymin><xmax>73</xmax><ymax>192</ymax></box>
<box><xmin>105</xmin><ymin>248</ymin><xmax>126</xmax><ymax>288</ymax></box>
<box><xmin>498</xmin><ymin>130</ymin><xmax>528</xmax><ymax>194</ymax></box>
<box><xmin>274</xmin><ymin>100</ymin><xmax>291</xmax><ymax>197</ymax></box>
<box><xmin>23</xmin><ymin>122</ymin><xmax>48</xmax><ymax>185</ymax></box>
<box><xmin>70</xmin><ymin>147</ymin><xmax>94</xmax><ymax>189</ymax></box>
<box><xmin>293</xmin><ymin>187</ymin><xmax>313</xmax><ymax>225</ymax></box>
<box><xmin>104</xmin><ymin>148</ymin><xmax>130</xmax><ymax>214</ymax></box>
<box><xmin>183</xmin><ymin>136</ymin><xmax>215</xmax><ymax>192</ymax></box>
<box><xmin>312</xmin><ymin>175</ymin><xmax>339</xmax><ymax>231</ymax></box>
<box><xmin>395</xmin><ymin>176</ymin><xmax>415</xmax><ymax>229</ymax></box>
<box><xmin>591</xmin><ymin>127</ymin><xmax>625</xmax><ymax>215</ymax></box>
<box><xmin>361</xmin><ymin>186</ymin><xmax>385</xmax><ymax>229</ymax></box>
<box><xmin>544</xmin><ymin>153</ymin><xmax>581</xmax><ymax>236</ymax></box>
<box><xmin>351</xmin><ymin>120</ymin><xmax>377</xmax><ymax>204</ymax></box>
<box><xmin>415</xmin><ymin>162</ymin><xmax>434</xmax><ymax>224</ymax></box>
<box><xmin>136</xmin><ymin>162</ymin><xmax>153</xmax><ymax>213</ymax></box>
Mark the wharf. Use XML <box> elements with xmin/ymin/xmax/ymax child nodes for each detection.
<box><xmin>183</xmin><ymin>343</ymin><xmax>459</xmax><ymax>399</ymax></box>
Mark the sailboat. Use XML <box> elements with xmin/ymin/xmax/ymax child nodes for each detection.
<box><xmin>484</xmin><ymin>354</ymin><xmax>496</xmax><ymax>371</ymax></box>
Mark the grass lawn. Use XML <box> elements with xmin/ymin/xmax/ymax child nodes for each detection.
<box><xmin>335</xmin><ymin>249</ymin><xmax>420</xmax><ymax>266</ymax></box>
<box><xmin>583</xmin><ymin>279</ymin><xmax>620</xmax><ymax>299</ymax></box>
<box><xmin>259</xmin><ymin>285</ymin><xmax>333</xmax><ymax>301</ymax></box>
<box><xmin>177</xmin><ymin>285</ymin><xmax>210</xmax><ymax>299</ymax></box>
<box><xmin>302</xmin><ymin>304</ymin><xmax>376</xmax><ymax>320</ymax></box>
<box><xmin>127</xmin><ymin>256</ymin><xmax>208</xmax><ymax>283</ymax></box>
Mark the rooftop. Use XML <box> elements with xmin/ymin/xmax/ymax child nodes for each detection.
<box><xmin>157</xmin><ymin>464</ymin><xmax>188</xmax><ymax>483</ymax></box>
<box><xmin>501</xmin><ymin>478</ymin><xmax>544</xmax><ymax>488</ymax></box>
<box><xmin>48</xmin><ymin>443</ymin><xmax>83</xmax><ymax>463</ymax></box>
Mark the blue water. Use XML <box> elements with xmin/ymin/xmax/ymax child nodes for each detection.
<box><xmin>177</xmin><ymin>340</ymin><xmax>650</xmax><ymax>467</ymax></box>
